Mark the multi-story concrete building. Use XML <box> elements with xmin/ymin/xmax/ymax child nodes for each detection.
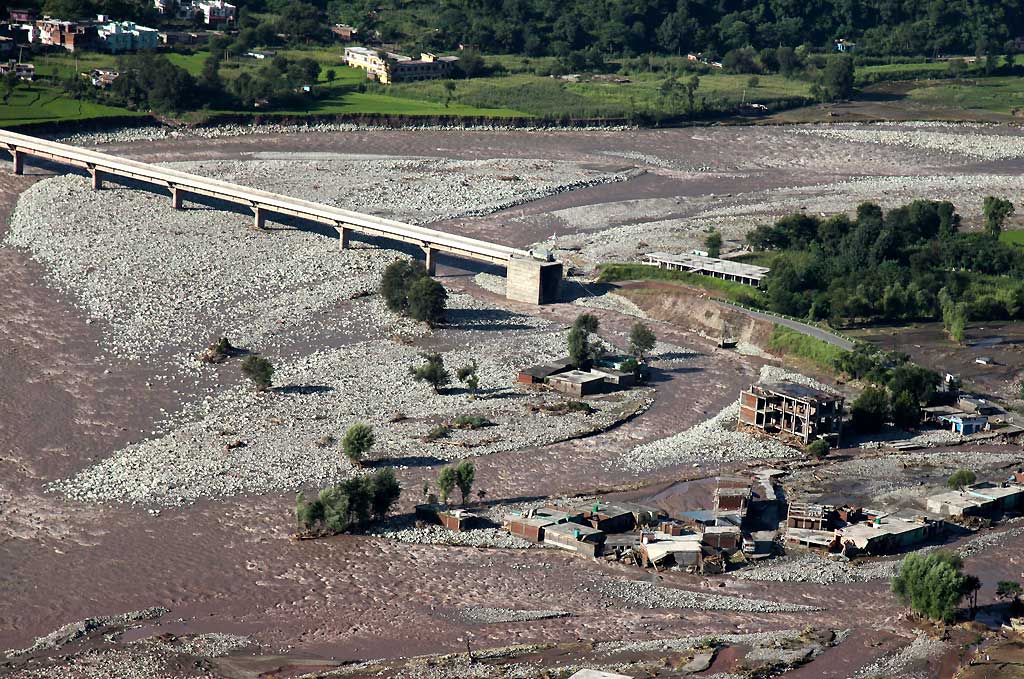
<box><xmin>96</xmin><ymin>21</ymin><xmax>159</xmax><ymax>53</ymax></box>
<box><xmin>739</xmin><ymin>381</ymin><xmax>844</xmax><ymax>445</ymax></box>
<box><xmin>195</xmin><ymin>0</ymin><xmax>235</xmax><ymax>25</ymax></box>
<box><xmin>30</xmin><ymin>19</ymin><xmax>97</xmax><ymax>52</ymax></box>
<box><xmin>343</xmin><ymin>46</ymin><xmax>458</xmax><ymax>84</ymax></box>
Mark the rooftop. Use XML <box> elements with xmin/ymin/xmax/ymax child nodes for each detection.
<box><xmin>645</xmin><ymin>251</ymin><xmax>771</xmax><ymax>279</ymax></box>
<box><xmin>549</xmin><ymin>370</ymin><xmax>606</xmax><ymax>385</ymax></box>
<box><xmin>544</xmin><ymin>522</ymin><xmax>604</xmax><ymax>539</ymax></box>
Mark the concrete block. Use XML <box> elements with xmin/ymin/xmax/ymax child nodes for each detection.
<box><xmin>506</xmin><ymin>256</ymin><xmax>562</xmax><ymax>305</ymax></box>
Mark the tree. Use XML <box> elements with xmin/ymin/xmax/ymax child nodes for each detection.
<box><xmin>380</xmin><ymin>259</ymin><xmax>427</xmax><ymax>313</ymax></box>
<box><xmin>851</xmin><ymin>386</ymin><xmax>888</xmax><ymax>433</ymax></box>
<box><xmin>997</xmin><ymin>581</ymin><xmax>1023</xmax><ymax>613</ymax></box>
<box><xmin>342</xmin><ymin>422</ymin><xmax>375</xmax><ymax>465</ymax></box>
<box><xmin>892</xmin><ymin>551</ymin><xmax>976</xmax><ymax>624</ymax></box>
<box><xmin>1</xmin><ymin>71</ymin><xmax>19</xmax><ymax>105</ymax></box>
<box><xmin>982</xmin><ymin>196</ymin><xmax>1014</xmax><ymax>238</ymax></box>
<box><xmin>747</xmin><ymin>75</ymin><xmax>760</xmax><ymax>89</ymax></box>
<box><xmin>241</xmin><ymin>355</ymin><xmax>274</xmax><ymax>392</ymax></box>
<box><xmin>820</xmin><ymin>56</ymin><xmax>854</xmax><ymax>101</ymax></box>
<box><xmin>807</xmin><ymin>438</ymin><xmax>829</xmax><ymax>459</ymax></box>
<box><xmin>947</xmin><ymin>469</ymin><xmax>977</xmax><ymax>491</ymax></box>
<box><xmin>407</xmin><ymin>276</ymin><xmax>448</xmax><ymax>325</ymax></box>
<box><xmin>683</xmin><ymin>75</ymin><xmax>700</xmax><ymax>114</ymax></box>
<box><xmin>628</xmin><ymin>322</ymin><xmax>656</xmax><ymax>362</ymax></box>
<box><xmin>437</xmin><ymin>466</ymin><xmax>457</xmax><ymax>504</ymax></box>
<box><xmin>704</xmin><ymin>230</ymin><xmax>723</xmax><ymax>257</ymax></box>
<box><xmin>454</xmin><ymin>460</ymin><xmax>475</xmax><ymax>505</ymax></box>
<box><xmin>890</xmin><ymin>390</ymin><xmax>921</xmax><ymax>429</ymax></box>
<box><xmin>442</xmin><ymin>80</ymin><xmax>456</xmax><ymax>107</ymax></box>
<box><xmin>411</xmin><ymin>352</ymin><xmax>451</xmax><ymax>393</ymax></box>
<box><xmin>369</xmin><ymin>467</ymin><xmax>401</xmax><ymax>520</ymax></box>
<box><xmin>568</xmin><ymin>313</ymin><xmax>601</xmax><ymax>369</ymax></box>
<box><xmin>325</xmin><ymin>69</ymin><xmax>336</xmax><ymax>81</ymax></box>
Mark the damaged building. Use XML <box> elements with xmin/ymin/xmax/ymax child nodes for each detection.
<box><xmin>739</xmin><ymin>381</ymin><xmax>844</xmax><ymax>445</ymax></box>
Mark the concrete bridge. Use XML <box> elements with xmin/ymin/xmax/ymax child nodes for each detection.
<box><xmin>0</xmin><ymin>129</ymin><xmax>562</xmax><ymax>304</ymax></box>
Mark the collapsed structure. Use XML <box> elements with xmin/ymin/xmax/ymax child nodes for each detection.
<box><xmin>739</xmin><ymin>381</ymin><xmax>844</xmax><ymax>445</ymax></box>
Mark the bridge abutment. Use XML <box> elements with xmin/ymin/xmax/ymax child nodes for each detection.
<box><xmin>505</xmin><ymin>256</ymin><xmax>563</xmax><ymax>305</ymax></box>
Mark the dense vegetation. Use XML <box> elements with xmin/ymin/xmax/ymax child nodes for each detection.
<box><xmin>746</xmin><ymin>198</ymin><xmax>1024</xmax><ymax>328</ymax></box>
<box><xmin>295</xmin><ymin>468</ymin><xmax>401</xmax><ymax>536</ymax></box>
<box><xmin>892</xmin><ymin>551</ymin><xmax>979</xmax><ymax>624</ymax></box>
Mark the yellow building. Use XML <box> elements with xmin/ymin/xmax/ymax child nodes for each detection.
<box><xmin>343</xmin><ymin>46</ymin><xmax>459</xmax><ymax>84</ymax></box>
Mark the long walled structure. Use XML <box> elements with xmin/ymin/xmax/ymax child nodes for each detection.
<box><xmin>0</xmin><ymin>128</ymin><xmax>562</xmax><ymax>304</ymax></box>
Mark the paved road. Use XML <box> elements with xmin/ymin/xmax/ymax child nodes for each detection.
<box><xmin>718</xmin><ymin>301</ymin><xmax>855</xmax><ymax>351</ymax></box>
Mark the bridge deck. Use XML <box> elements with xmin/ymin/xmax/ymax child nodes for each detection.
<box><xmin>0</xmin><ymin>129</ymin><xmax>528</xmax><ymax>267</ymax></box>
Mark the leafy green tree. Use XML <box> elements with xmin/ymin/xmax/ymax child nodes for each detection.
<box><xmin>407</xmin><ymin>276</ymin><xmax>448</xmax><ymax>325</ymax></box>
<box><xmin>411</xmin><ymin>352</ymin><xmax>451</xmax><ymax>393</ymax></box>
<box><xmin>568</xmin><ymin>313</ymin><xmax>601</xmax><ymax>369</ymax></box>
<box><xmin>369</xmin><ymin>467</ymin><xmax>401</xmax><ymax>520</ymax></box>
<box><xmin>704</xmin><ymin>230</ymin><xmax>723</xmax><ymax>257</ymax></box>
<box><xmin>454</xmin><ymin>460</ymin><xmax>475</xmax><ymax>505</ymax></box>
<box><xmin>890</xmin><ymin>390</ymin><xmax>921</xmax><ymax>429</ymax></box>
<box><xmin>295</xmin><ymin>491</ymin><xmax>325</xmax><ymax>532</ymax></box>
<box><xmin>947</xmin><ymin>469</ymin><xmax>977</xmax><ymax>490</ymax></box>
<box><xmin>628</xmin><ymin>322</ymin><xmax>656</xmax><ymax>361</ymax></box>
<box><xmin>892</xmin><ymin>551</ymin><xmax>976</xmax><ymax>624</ymax></box>
<box><xmin>820</xmin><ymin>56</ymin><xmax>854</xmax><ymax>101</ymax></box>
<box><xmin>982</xmin><ymin>196</ymin><xmax>1014</xmax><ymax>238</ymax></box>
<box><xmin>342</xmin><ymin>422</ymin><xmax>375</xmax><ymax>465</ymax></box>
<box><xmin>241</xmin><ymin>355</ymin><xmax>274</xmax><ymax>392</ymax></box>
<box><xmin>851</xmin><ymin>386</ymin><xmax>888</xmax><ymax>433</ymax></box>
<box><xmin>380</xmin><ymin>259</ymin><xmax>427</xmax><ymax>313</ymax></box>
<box><xmin>437</xmin><ymin>466</ymin><xmax>457</xmax><ymax>504</ymax></box>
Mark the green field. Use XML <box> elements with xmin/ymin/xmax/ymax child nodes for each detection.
<box><xmin>1000</xmin><ymin>230</ymin><xmax>1024</xmax><ymax>247</ymax></box>
<box><xmin>905</xmin><ymin>77</ymin><xmax>1024</xmax><ymax>114</ymax></box>
<box><xmin>0</xmin><ymin>85</ymin><xmax>145</xmax><ymax>127</ymax></box>
<box><xmin>391</xmin><ymin>69</ymin><xmax>813</xmax><ymax>119</ymax></box>
<box><xmin>767</xmin><ymin>325</ymin><xmax>847</xmax><ymax>372</ymax></box>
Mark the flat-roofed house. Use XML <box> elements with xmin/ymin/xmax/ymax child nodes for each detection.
<box><xmin>643</xmin><ymin>251</ymin><xmax>770</xmax><ymax>287</ymax></box>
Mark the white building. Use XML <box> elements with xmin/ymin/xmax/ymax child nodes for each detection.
<box><xmin>97</xmin><ymin>21</ymin><xmax>159</xmax><ymax>53</ymax></box>
<box><xmin>196</xmin><ymin>0</ymin><xmax>235</xmax><ymax>25</ymax></box>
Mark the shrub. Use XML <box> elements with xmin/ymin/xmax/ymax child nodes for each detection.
<box><xmin>408</xmin><ymin>275</ymin><xmax>448</xmax><ymax>325</ymax></box>
<box><xmin>453</xmin><ymin>414</ymin><xmax>493</xmax><ymax>429</ymax></box>
<box><xmin>807</xmin><ymin>439</ymin><xmax>829</xmax><ymax>459</ymax></box>
<box><xmin>947</xmin><ymin>469</ymin><xmax>977</xmax><ymax>490</ymax></box>
<box><xmin>851</xmin><ymin>386</ymin><xmax>888</xmax><ymax>433</ymax></box>
<box><xmin>457</xmin><ymin>360</ymin><xmax>480</xmax><ymax>392</ymax></box>
<box><xmin>425</xmin><ymin>424</ymin><xmax>451</xmax><ymax>441</ymax></box>
<box><xmin>369</xmin><ymin>467</ymin><xmax>401</xmax><ymax>521</ymax></box>
<box><xmin>241</xmin><ymin>354</ymin><xmax>274</xmax><ymax>392</ymax></box>
<box><xmin>704</xmin><ymin>230</ymin><xmax>723</xmax><ymax>257</ymax></box>
<box><xmin>342</xmin><ymin>422</ymin><xmax>375</xmax><ymax>465</ymax></box>
<box><xmin>411</xmin><ymin>352</ymin><xmax>451</xmax><ymax>393</ymax></box>
<box><xmin>380</xmin><ymin>259</ymin><xmax>428</xmax><ymax>313</ymax></box>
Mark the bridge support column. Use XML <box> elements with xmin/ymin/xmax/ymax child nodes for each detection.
<box><xmin>253</xmin><ymin>205</ymin><xmax>266</xmax><ymax>230</ymax></box>
<box><xmin>506</xmin><ymin>256</ymin><xmax>563</xmax><ymax>305</ymax></box>
<box><xmin>335</xmin><ymin>225</ymin><xmax>350</xmax><ymax>250</ymax></box>
<box><xmin>424</xmin><ymin>246</ymin><xmax>437</xmax><ymax>275</ymax></box>
<box><xmin>171</xmin><ymin>186</ymin><xmax>184</xmax><ymax>210</ymax></box>
<box><xmin>90</xmin><ymin>168</ymin><xmax>102</xmax><ymax>191</ymax></box>
<box><xmin>11</xmin><ymin>149</ymin><xmax>23</xmax><ymax>175</ymax></box>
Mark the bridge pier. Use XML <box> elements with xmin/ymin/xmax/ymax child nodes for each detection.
<box><xmin>171</xmin><ymin>186</ymin><xmax>185</xmax><ymax>210</ymax></box>
<box><xmin>11</xmin><ymin>149</ymin><xmax>23</xmax><ymax>175</ymax></box>
<box><xmin>506</xmin><ymin>256</ymin><xmax>563</xmax><ymax>304</ymax></box>
<box><xmin>253</xmin><ymin>205</ymin><xmax>266</xmax><ymax>230</ymax></box>
<box><xmin>335</xmin><ymin>225</ymin><xmax>350</xmax><ymax>250</ymax></box>
<box><xmin>90</xmin><ymin>168</ymin><xmax>102</xmax><ymax>190</ymax></box>
<box><xmin>424</xmin><ymin>246</ymin><xmax>437</xmax><ymax>275</ymax></box>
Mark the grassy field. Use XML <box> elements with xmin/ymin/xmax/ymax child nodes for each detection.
<box><xmin>767</xmin><ymin>325</ymin><xmax>847</xmax><ymax>372</ymax></box>
<box><xmin>0</xmin><ymin>85</ymin><xmax>145</xmax><ymax>126</ymax></box>
<box><xmin>596</xmin><ymin>263</ymin><xmax>766</xmax><ymax>306</ymax></box>
<box><xmin>904</xmin><ymin>77</ymin><xmax>1024</xmax><ymax>114</ymax></box>
<box><xmin>1000</xmin><ymin>230</ymin><xmax>1024</xmax><ymax>247</ymax></box>
<box><xmin>391</xmin><ymin>69</ymin><xmax>813</xmax><ymax>119</ymax></box>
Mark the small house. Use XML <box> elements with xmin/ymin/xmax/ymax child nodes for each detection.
<box><xmin>548</xmin><ymin>370</ymin><xmax>607</xmax><ymax>398</ymax></box>
<box><xmin>543</xmin><ymin>522</ymin><xmax>605</xmax><ymax>557</ymax></box>
<box><xmin>837</xmin><ymin>511</ymin><xmax>944</xmax><ymax>556</ymax></box>
<box><xmin>590</xmin><ymin>367</ymin><xmax>635</xmax><ymax>388</ymax></box>
<box><xmin>506</xmin><ymin>507</ymin><xmax>574</xmax><ymax>542</ymax></box>
<box><xmin>517</xmin><ymin>357</ymin><xmax>573</xmax><ymax>385</ymax></box>
<box><xmin>926</xmin><ymin>482</ymin><xmax>1024</xmax><ymax>519</ymax></box>
<box><xmin>937</xmin><ymin>413</ymin><xmax>988</xmax><ymax>435</ymax></box>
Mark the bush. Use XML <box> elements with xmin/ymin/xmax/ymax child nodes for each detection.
<box><xmin>437</xmin><ymin>466</ymin><xmax>457</xmax><ymax>504</ymax></box>
<box><xmin>380</xmin><ymin>259</ymin><xmax>428</xmax><ymax>314</ymax></box>
<box><xmin>453</xmin><ymin>414</ymin><xmax>493</xmax><ymax>429</ymax></box>
<box><xmin>851</xmin><ymin>386</ymin><xmax>888</xmax><ymax>433</ymax></box>
<box><xmin>425</xmin><ymin>424</ymin><xmax>451</xmax><ymax>441</ymax></box>
<box><xmin>457</xmin><ymin>360</ymin><xmax>480</xmax><ymax>392</ymax></box>
<box><xmin>892</xmin><ymin>551</ymin><xmax>978</xmax><ymax>623</ymax></box>
<box><xmin>807</xmin><ymin>439</ymin><xmax>829</xmax><ymax>459</ymax></box>
<box><xmin>454</xmin><ymin>460</ymin><xmax>475</xmax><ymax>505</ymax></box>
<box><xmin>411</xmin><ymin>352</ymin><xmax>451</xmax><ymax>393</ymax></box>
<box><xmin>342</xmin><ymin>422</ymin><xmax>375</xmax><ymax>465</ymax></box>
<box><xmin>407</xmin><ymin>275</ymin><xmax>448</xmax><ymax>325</ymax></box>
<box><xmin>369</xmin><ymin>468</ymin><xmax>401</xmax><ymax>520</ymax></box>
<box><xmin>629</xmin><ymin>322</ymin><xmax>657</xmax><ymax>361</ymax></box>
<box><xmin>241</xmin><ymin>354</ymin><xmax>274</xmax><ymax>391</ymax></box>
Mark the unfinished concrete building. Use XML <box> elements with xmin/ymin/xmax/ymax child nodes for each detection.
<box><xmin>739</xmin><ymin>381</ymin><xmax>844</xmax><ymax>445</ymax></box>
